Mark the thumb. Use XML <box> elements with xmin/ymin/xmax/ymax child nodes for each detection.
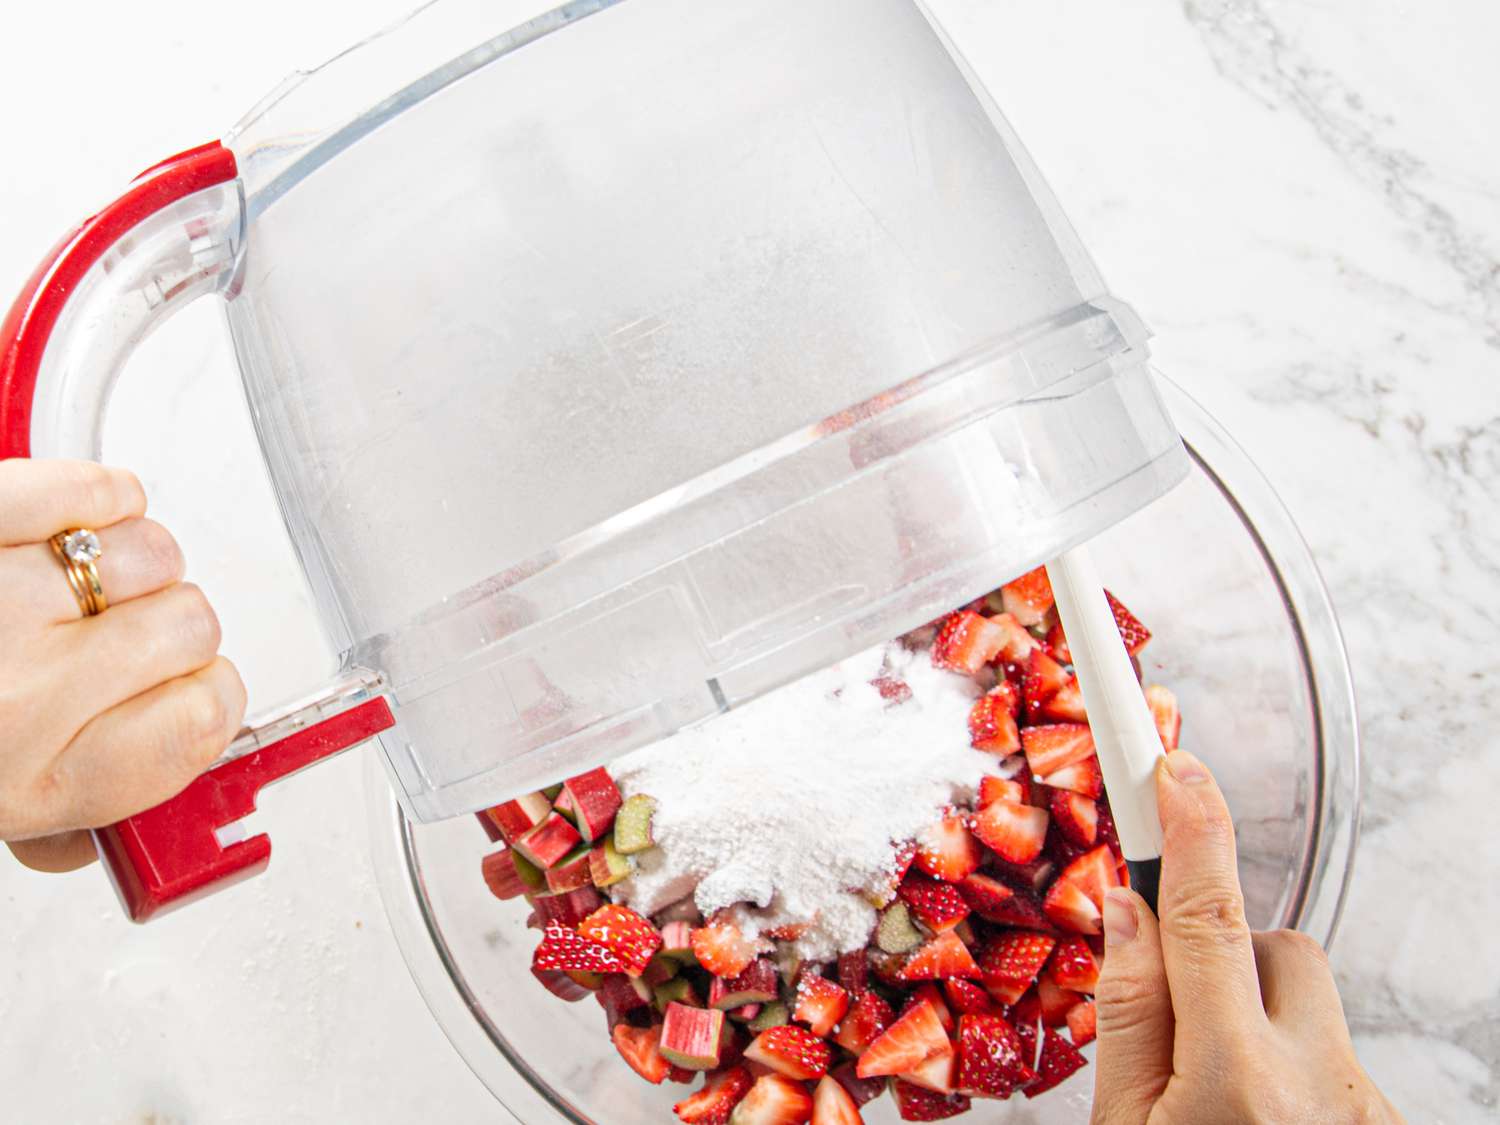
<box><xmin>1091</xmin><ymin>887</ymin><xmax>1174</xmax><ymax>1124</ymax></box>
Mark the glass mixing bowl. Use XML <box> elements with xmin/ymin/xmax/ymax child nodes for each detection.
<box><xmin>365</xmin><ymin>376</ymin><xmax>1360</xmax><ymax>1123</ymax></box>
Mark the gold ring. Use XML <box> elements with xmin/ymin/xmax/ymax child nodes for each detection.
<box><xmin>50</xmin><ymin>529</ymin><xmax>107</xmax><ymax>617</ymax></box>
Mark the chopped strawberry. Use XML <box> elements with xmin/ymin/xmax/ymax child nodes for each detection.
<box><xmin>898</xmin><ymin>1048</ymin><xmax>957</xmax><ymax>1095</ymax></box>
<box><xmin>1049</xmin><ymin>937</ymin><xmax>1101</xmax><ymax>993</ymax></box>
<box><xmin>830</xmin><ymin>1062</ymin><xmax>885</xmax><ymax>1108</ymax></box>
<box><xmin>1066</xmin><ymin>1000</ymin><xmax>1097</xmax><ymax>1046</ymax></box>
<box><xmin>898</xmin><ymin>931</ymin><xmax>981</xmax><ymax>982</ymax></box>
<box><xmin>613</xmin><ymin>1023</ymin><xmax>671</xmax><ymax>1085</ymax></box>
<box><xmin>480</xmin><ymin>849</ymin><xmax>529</xmax><ymax>900</ymax></box>
<box><xmin>941</xmin><ymin>979</ymin><xmax>996</xmax><ymax>1016</ymax></box>
<box><xmin>1105</xmin><ymin>590</ymin><xmax>1151</xmax><ymax>655</ymax></box>
<box><xmin>958</xmin><ymin>873</ymin><xmax>1052</xmax><ymax>930</ymax></box>
<box><xmin>966</xmin><ymin>693</ymin><xmax>1020</xmax><ymax>755</ymax></box>
<box><xmin>533</xmin><ymin>920</ymin><xmax>627</xmax><ymax>975</ymax></box>
<box><xmin>989</xmin><ymin>612</ymin><xmax>1041</xmax><ymax>664</ymax></box>
<box><xmin>794</xmin><ymin>976</ymin><xmax>850</xmax><ymax>1039</ymax></box>
<box><xmin>811</xmin><ymin>1075</ymin><xmax>864</xmax><ymax>1125</ymax></box>
<box><xmin>1005</xmin><ymin>990</ymin><xmax>1041</xmax><ymax>1072</ymax></box>
<box><xmin>977</xmin><ymin>775</ymin><xmax>1025</xmax><ymax>809</ymax></box>
<box><xmin>1058</xmin><ymin>844</ymin><xmax>1123</xmax><ymax>913</ymax></box>
<box><xmin>903</xmin><ymin>984</ymin><xmax>955</xmax><ymax>1035</ymax></box>
<box><xmin>971</xmin><ymin>799</ymin><xmax>1049</xmax><ymax>864</ymax></box>
<box><xmin>1023</xmin><ymin>1027</ymin><xmax>1088</xmax><ymax>1098</ymax></box>
<box><xmin>887</xmin><ymin>1079</ymin><xmax>970</xmax><ymax>1121</ymax></box>
<box><xmin>837</xmin><ymin>950</ymin><xmax>870</xmax><ymax>997</ymax></box>
<box><xmin>833</xmin><ymin>989</ymin><xmax>894</xmax><ymax>1056</ymax></box>
<box><xmin>1145</xmin><ymin>684</ymin><xmax>1181</xmax><ymax>750</ymax></box>
<box><xmin>663</xmin><ymin>1003</ymin><xmax>729</xmax><ymax>1070</ymax></box>
<box><xmin>1036</xmin><ymin>677</ymin><xmax>1088</xmax><ymax>723</ymax></box>
<box><xmin>898</xmin><ymin>875</ymin><xmax>971</xmax><ymax>933</ymax></box>
<box><xmin>1000</xmin><ymin>567</ymin><xmax>1055</xmax><ymax>627</ymax></box>
<box><xmin>931</xmin><ymin>610</ymin><xmax>1006</xmax><ymax>674</ymax></box>
<box><xmin>1037</xmin><ymin>970</ymin><xmax>1083</xmax><ymax>1027</ymax></box>
<box><xmin>580</xmin><ymin>904</ymin><xmax>663</xmax><ymax>977</ymax></box>
<box><xmin>992</xmin><ymin>679</ymin><xmax>1023</xmax><ymax>719</ymax></box>
<box><xmin>693</xmin><ymin>919</ymin><xmax>760</xmax><ymax>978</ymax></box>
<box><xmin>856</xmin><ymin>998</ymin><xmax>950</xmax><ymax>1079</ymax></box>
<box><xmin>978</xmin><ymin>931</ymin><xmax>1056</xmax><ymax>1006</ymax></box>
<box><xmin>1021</xmin><ymin>649</ymin><xmax>1070</xmax><ymax>710</ymax></box>
<box><xmin>1040</xmin><ymin>756</ymin><xmax>1103</xmax><ymax>799</ymax></box>
<box><xmin>871</xmin><ymin>674</ymin><xmax>913</xmax><ymax>706</ymax></box>
<box><xmin>957</xmin><ymin>1013</ymin><xmax>1037</xmax><ymax>1099</ymax></box>
<box><xmin>675</xmin><ymin>1066</ymin><xmax>754</xmax><ymax>1123</ymax></box>
<box><xmin>1049</xmin><ymin>790</ymin><xmax>1099</xmax><ymax>847</ymax></box>
<box><xmin>533</xmin><ymin>885</ymin><xmax>604</xmax><ymax>929</ymax></box>
<box><xmin>730</xmin><ymin>1073</ymin><xmax>815</xmax><ymax>1124</ymax></box>
<box><xmin>1043</xmin><ymin>879</ymin><xmax>1103</xmax><ymax>935</ymax></box>
<box><xmin>913</xmin><ymin>815</ymin><xmax>982</xmax><ymax>882</ymax></box>
<box><xmin>990</xmin><ymin>855</ymin><xmax>1057</xmax><ymax>898</ymax></box>
<box><xmin>1020</xmin><ymin>723</ymin><xmax>1097</xmax><ymax>776</ymax></box>
<box><xmin>744</xmin><ymin>1025</ymin><xmax>832</xmax><ymax>1082</ymax></box>
<box><xmin>1044</xmin><ymin>619</ymin><xmax>1072</xmax><ymax>664</ymax></box>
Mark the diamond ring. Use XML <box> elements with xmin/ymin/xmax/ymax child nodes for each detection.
<box><xmin>50</xmin><ymin>528</ymin><xmax>107</xmax><ymax>617</ymax></box>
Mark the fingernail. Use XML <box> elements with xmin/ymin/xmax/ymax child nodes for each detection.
<box><xmin>1165</xmin><ymin>749</ymin><xmax>1210</xmax><ymax>784</ymax></box>
<box><xmin>1103</xmin><ymin>888</ymin><xmax>1137</xmax><ymax>944</ymax></box>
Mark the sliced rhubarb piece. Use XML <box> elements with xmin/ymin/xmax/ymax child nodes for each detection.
<box><xmin>898</xmin><ymin>875</ymin><xmax>971</xmax><ymax>934</ymax></box>
<box><xmin>897</xmin><ymin>931</ymin><xmax>981</xmax><ymax>982</ymax></box>
<box><xmin>643</xmin><ymin>953</ymin><xmax>681</xmax><ymax>989</ymax></box>
<box><xmin>614</xmin><ymin>793</ymin><xmax>659</xmax><ymax>855</ymax></box>
<box><xmin>731</xmin><ymin>1003</ymin><xmax>762</xmax><ymax>1022</ymax></box>
<box><xmin>553</xmin><ymin>786</ymin><xmax>578</xmax><ymax>823</ymax></box>
<box><xmin>971</xmin><ymin>799</ymin><xmax>1049</xmax><ymax>864</ymax></box>
<box><xmin>913</xmin><ymin>814</ymin><xmax>982</xmax><ymax>882</ymax></box>
<box><xmin>833</xmin><ymin>989</ymin><xmax>894</xmax><ymax>1056</ymax></box>
<box><xmin>484</xmin><ymin>791</ymin><xmax>552</xmax><ymax>843</ymax></box>
<box><xmin>589</xmin><ymin>836</ymin><xmax>631</xmax><ymax>888</ymax></box>
<box><xmin>1000</xmin><ymin>567</ymin><xmax>1054</xmax><ymax>627</ymax></box>
<box><xmin>1105</xmin><ymin>590</ymin><xmax>1151</xmax><ymax>655</ymax></box>
<box><xmin>662</xmin><ymin>1002</ymin><xmax>727</xmax><ymax>1070</ymax></box>
<box><xmin>1145</xmin><ymin>684</ymin><xmax>1181</xmax><ymax>750</ymax></box>
<box><xmin>1037</xmin><ymin>677</ymin><xmax>1088</xmax><ymax>723</ymax></box>
<box><xmin>967</xmin><ymin>693</ymin><xmax>1020</xmax><ymax>755</ymax></box>
<box><xmin>533</xmin><ymin>885</ymin><xmax>604</xmax><ymax>928</ymax></box>
<box><xmin>956</xmin><ymin>1012</ymin><xmax>1035</xmax><ymax>1099</ymax></box>
<box><xmin>898</xmin><ymin>1047</ymin><xmax>957</xmax><ymax>1095</ymax></box>
<box><xmin>978</xmin><ymin>931</ymin><xmax>1056</xmax><ymax>1006</ymax></box>
<box><xmin>531</xmin><ymin>966</ymin><xmax>593</xmax><ymax>1002</ymax></box>
<box><xmin>748</xmin><ymin>1001</ymin><xmax>790</xmax><ymax>1033</ymax></box>
<box><xmin>1049</xmin><ymin>936</ymin><xmax>1101</xmax><ymax>993</ymax></box>
<box><xmin>598</xmin><ymin>974</ymin><xmax>650</xmax><ymax>1027</ymax></box>
<box><xmin>856</xmin><ymin>998</ymin><xmax>950</xmax><ymax>1079</ymax></box>
<box><xmin>562</xmin><ymin>767</ymin><xmax>624</xmax><ymax>842</ymax></box>
<box><xmin>692</xmin><ymin>919</ymin><xmax>759</xmax><ymax>978</ymax></box>
<box><xmin>480</xmin><ymin>849</ymin><xmax>528</xmax><ymax>900</ymax></box>
<box><xmin>793</xmin><ymin>975</ymin><xmax>850</xmax><ymax>1038</ymax></box>
<box><xmin>1023</xmin><ymin>1027</ymin><xmax>1088</xmax><ymax>1098</ymax></box>
<box><xmin>711</xmin><ymin>958</ymin><xmax>781</xmax><ymax>1010</ymax></box>
<box><xmin>545</xmin><ymin>843</ymin><xmax>595</xmax><ymax>892</ymax></box>
<box><xmin>730</xmin><ymin>1072</ymin><xmax>814</xmax><ymax>1124</ymax></box>
<box><xmin>1021</xmin><ymin>649</ymin><xmax>1069</xmax><ymax>710</ymax></box>
<box><xmin>514</xmin><ymin>811</ymin><xmax>583</xmax><ymax>869</ymax></box>
<box><xmin>1020</xmin><ymin>723</ymin><xmax>1096</xmax><ymax>776</ymax></box>
<box><xmin>475</xmin><ymin>809</ymin><xmax>504</xmax><ymax>843</ymax></box>
<box><xmin>744</xmin><ymin>1025</ymin><xmax>832</xmax><ymax>1081</ymax></box>
<box><xmin>1066</xmin><ymin>1000</ymin><xmax>1097</xmax><ymax>1046</ymax></box>
<box><xmin>580</xmin><ymin>904</ymin><xmax>663</xmax><ymax>978</ymax></box>
<box><xmin>1049</xmin><ymin>791</ymin><xmax>1099</xmax><ymax>848</ymax></box>
<box><xmin>533</xmin><ymin>920</ymin><xmax>627</xmax><ymax>976</ymax></box>
<box><xmin>660</xmin><ymin>920</ymin><xmax>696</xmax><ymax>961</ymax></box>
<box><xmin>613</xmin><ymin>1023</ymin><xmax>671</xmax><ymax>1085</ymax></box>
<box><xmin>811</xmin><ymin>1074</ymin><xmax>863</xmax><ymax>1124</ymax></box>
<box><xmin>941</xmin><ymin>979</ymin><xmax>996</xmax><ymax>1016</ymax></box>
<box><xmin>887</xmin><ymin>1078</ymin><xmax>970</xmax><ymax>1121</ymax></box>
<box><xmin>1037</xmin><ymin>970</ymin><xmax>1083</xmax><ymax>1027</ymax></box>
<box><xmin>876</xmin><ymin>902</ymin><xmax>924</xmax><ymax>955</ymax></box>
<box><xmin>1040</xmin><ymin>756</ymin><xmax>1103</xmax><ymax>799</ymax></box>
<box><xmin>674</xmin><ymin>1066</ymin><xmax>753</xmax><ymax>1124</ymax></box>
<box><xmin>931</xmin><ymin>610</ymin><xmax>1006</xmax><ymax>674</ymax></box>
<box><xmin>509</xmin><ymin>847</ymin><xmax>547</xmax><ymax>892</ymax></box>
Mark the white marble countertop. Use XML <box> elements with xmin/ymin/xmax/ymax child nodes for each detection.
<box><xmin>1</xmin><ymin>1</ymin><xmax>1495</xmax><ymax>1121</ymax></box>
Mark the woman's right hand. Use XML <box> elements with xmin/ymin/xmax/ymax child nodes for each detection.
<box><xmin>0</xmin><ymin>459</ymin><xmax>246</xmax><ymax>873</ymax></box>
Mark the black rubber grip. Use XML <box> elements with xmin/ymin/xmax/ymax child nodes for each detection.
<box><xmin>1125</xmin><ymin>857</ymin><xmax>1161</xmax><ymax>915</ymax></box>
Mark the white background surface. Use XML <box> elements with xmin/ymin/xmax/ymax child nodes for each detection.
<box><xmin>2</xmin><ymin>1</ymin><xmax>1496</xmax><ymax>1121</ymax></box>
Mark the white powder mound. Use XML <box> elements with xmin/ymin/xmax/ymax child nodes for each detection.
<box><xmin>610</xmin><ymin>642</ymin><xmax>991</xmax><ymax>962</ymax></box>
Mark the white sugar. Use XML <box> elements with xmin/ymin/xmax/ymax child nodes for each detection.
<box><xmin>611</xmin><ymin>643</ymin><xmax>991</xmax><ymax>961</ymax></box>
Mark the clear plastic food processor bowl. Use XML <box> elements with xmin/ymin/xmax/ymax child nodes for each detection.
<box><xmin>367</xmin><ymin>379</ymin><xmax>1360</xmax><ymax>1122</ymax></box>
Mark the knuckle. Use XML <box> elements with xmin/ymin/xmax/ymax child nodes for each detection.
<box><xmin>135</xmin><ymin>520</ymin><xmax>186</xmax><ymax>583</ymax></box>
<box><xmin>1163</xmin><ymin>880</ymin><xmax>1249</xmax><ymax>943</ymax></box>
<box><xmin>179</xmin><ymin>678</ymin><xmax>232</xmax><ymax>744</ymax></box>
<box><xmin>173</xmin><ymin>583</ymin><xmax>222</xmax><ymax>653</ymax></box>
<box><xmin>68</xmin><ymin>461</ymin><xmax>120</xmax><ymax>521</ymax></box>
<box><xmin>1094</xmin><ymin>969</ymin><xmax>1165</xmax><ymax>1036</ymax></box>
<box><xmin>1272</xmin><ymin>928</ymin><xmax>1330</xmax><ymax>969</ymax></box>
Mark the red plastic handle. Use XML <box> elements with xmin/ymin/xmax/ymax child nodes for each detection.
<box><xmin>1</xmin><ymin>143</ymin><xmax>398</xmax><ymax>921</ymax></box>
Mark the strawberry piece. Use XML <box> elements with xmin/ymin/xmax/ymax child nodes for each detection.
<box><xmin>941</xmin><ymin>978</ymin><xmax>996</xmax><ymax>1016</ymax></box>
<box><xmin>711</xmin><ymin>959</ymin><xmax>781</xmax><ymax>1010</ymax></box>
<box><xmin>1145</xmin><ymin>684</ymin><xmax>1181</xmax><ymax>750</ymax></box>
<box><xmin>837</xmin><ymin>950</ymin><xmax>870</xmax><ymax>997</ymax></box>
<box><xmin>1049</xmin><ymin>937</ymin><xmax>1101</xmax><ymax>993</ymax></box>
<box><xmin>979</xmin><ymin>932</ymin><xmax>1056</xmax><ymax>1005</ymax></box>
<box><xmin>793</xmin><ymin>975</ymin><xmax>850</xmax><ymax>1039</ymax></box>
<box><xmin>1021</xmin><ymin>649</ymin><xmax>1069</xmax><ymax>710</ymax></box>
<box><xmin>966</xmin><ymin>692</ymin><xmax>1020</xmax><ymax>755</ymax></box>
<box><xmin>484</xmin><ymin>791</ymin><xmax>553</xmax><ymax>843</ymax></box>
<box><xmin>664</xmin><ymin>1003</ymin><xmax>728</xmax><ymax>1070</ymax></box>
<box><xmin>977</xmin><ymin>775</ymin><xmax>1025</xmax><ymax>809</ymax></box>
<box><xmin>811</xmin><ymin>1075</ymin><xmax>863</xmax><ymax>1125</ymax></box>
<box><xmin>693</xmin><ymin>919</ymin><xmax>760</xmax><ymax>978</ymax></box>
<box><xmin>898</xmin><ymin>930</ymin><xmax>981</xmax><ymax>982</ymax></box>
<box><xmin>1044</xmin><ymin>619</ymin><xmax>1071</xmax><ymax>664</ymax></box>
<box><xmin>613</xmin><ymin>1023</ymin><xmax>671</xmax><ymax>1085</ymax></box>
<box><xmin>580</xmin><ymin>904</ymin><xmax>663</xmax><ymax>978</ymax></box>
<box><xmin>990</xmin><ymin>855</ymin><xmax>1057</xmax><ymax>898</ymax></box>
<box><xmin>830</xmin><ymin>1062</ymin><xmax>884</xmax><ymax>1107</ymax></box>
<box><xmin>1037</xmin><ymin>970</ymin><xmax>1083</xmax><ymax>1027</ymax></box>
<box><xmin>898</xmin><ymin>875</ymin><xmax>971</xmax><ymax>933</ymax></box>
<box><xmin>730</xmin><ymin>1073</ymin><xmax>814</xmax><ymax>1124</ymax></box>
<box><xmin>833</xmin><ymin>989</ymin><xmax>894</xmax><ymax>1056</ymax></box>
<box><xmin>1105</xmin><ymin>590</ymin><xmax>1151</xmax><ymax>655</ymax></box>
<box><xmin>1020</xmin><ymin>723</ymin><xmax>1097</xmax><ymax>776</ymax></box>
<box><xmin>856</xmin><ymin>998</ymin><xmax>950</xmax><ymax>1079</ymax></box>
<box><xmin>904</xmin><ymin>984</ymin><xmax>955</xmax><ymax>1034</ymax></box>
<box><xmin>1043</xmin><ymin>879</ymin><xmax>1103</xmax><ymax>935</ymax></box>
<box><xmin>1036</xmin><ymin>677</ymin><xmax>1088</xmax><ymax>723</ymax></box>
<box><xmin>480</xmin><ymin>849</ymin><xmax>528</xmax><ymax>900</ymax></box>
<box><xmin>991</xmin><ymin>679</ymin><xmax>1023</xmax><ymax>719</ymax></box>
<box><xmin>913</xmin><ymin>815</ymin><xmax>982</xmax><ymax>882</ymax></box>
<box><xmin>1000</xmin><ymin>567</ymin><xmax>1054</xmax><ymax>627</ymax></box>
<box><xmin>562</xmin><ymin>767</ymin><xmax>623</xmax><ymax>842</ymax></box>
<box><xmin>1049</xmin><ymin>791</ymin><xmax>1099</xmax><ymax>847</ymax></box>
<box><xmin>989</xmin><ymin>612</ymin><xmax>1041</xmax><ymax>664</ymax></box>
<box><xmin>744</xmin><ymin>1025</ymin><xmax>832</xmax><ymax>1081</ymax></box>
<box><xmin>533</xmin><ymin>920</ymin><xmax>627</xmax><ymax>975</ymax></box>
<box><xmin>872</xmin><ymin>674</ymin><xmax>913</xmax><ymax>706</ymax></box>
<box><xmin>533</xmin><ymin>885</ymin><xmax>604</xmax><ymax>928</ymax></box>
<box><xmin>675</xmin><ymin>1066</ymin><xmax>754</xmax><ymax>1123</ymax></box>
<box><xmin>1066</xmin><ymin>1000</ymin><xmax>1097</xmax><ymax>1046</ymax></box>
<box><xmin>931</xmin><ymin>610</ymin><xmax>1006</xmax><ymax>674</ymax></box>
<box><xmin>971</xmin><ymin>799</ymin><xmax>1049</xmax><ymax>864</ymax></box>
<box><xmin>956</xmin><ymin>1013</ymin><xmax>1037</xmax><ymax>1100</ymax></box>
<box><xmin>1058</xmin><ymin>845</ymin><xmax>1123</xmax><ymax>912</ymax></box>
<box><xmin>959</xmin><ymin>873</ymin><xmax>1052</xmax><ymax>930</ymax></box>
<box><xmin>1023</xmin><ymin>1027</ymin><xmax>1088</xmax><ymax>1098</ymax></box>
<box><xmin>1005</xmin><ymin>990</ymin><xmax>1041</xmax><ymax>1071</ymax></box>
<box><xmin>888</xmin><ymin>1079</ymin><xmax>970</xmax><ymax>1121</ymax></box>
<box><xmin>1040</xmin><ymin>756</ymin><xmax>1103</xmax><ymax>799</ymax></box>
<box><xmin>899</xmin><ymin>1048</ymin><xmax>957</xmax><ymax>1095</ymax></box>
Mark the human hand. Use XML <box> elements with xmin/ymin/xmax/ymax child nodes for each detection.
<box><xmin>1091</xmin><ymin>749</ymin><xmax>1401</xmax><ymax>1124</ymax></box>
<box><xmin>1</xmin><ymin>460</ymin><xmax>246</xmax><ymax>872</ymax></box>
